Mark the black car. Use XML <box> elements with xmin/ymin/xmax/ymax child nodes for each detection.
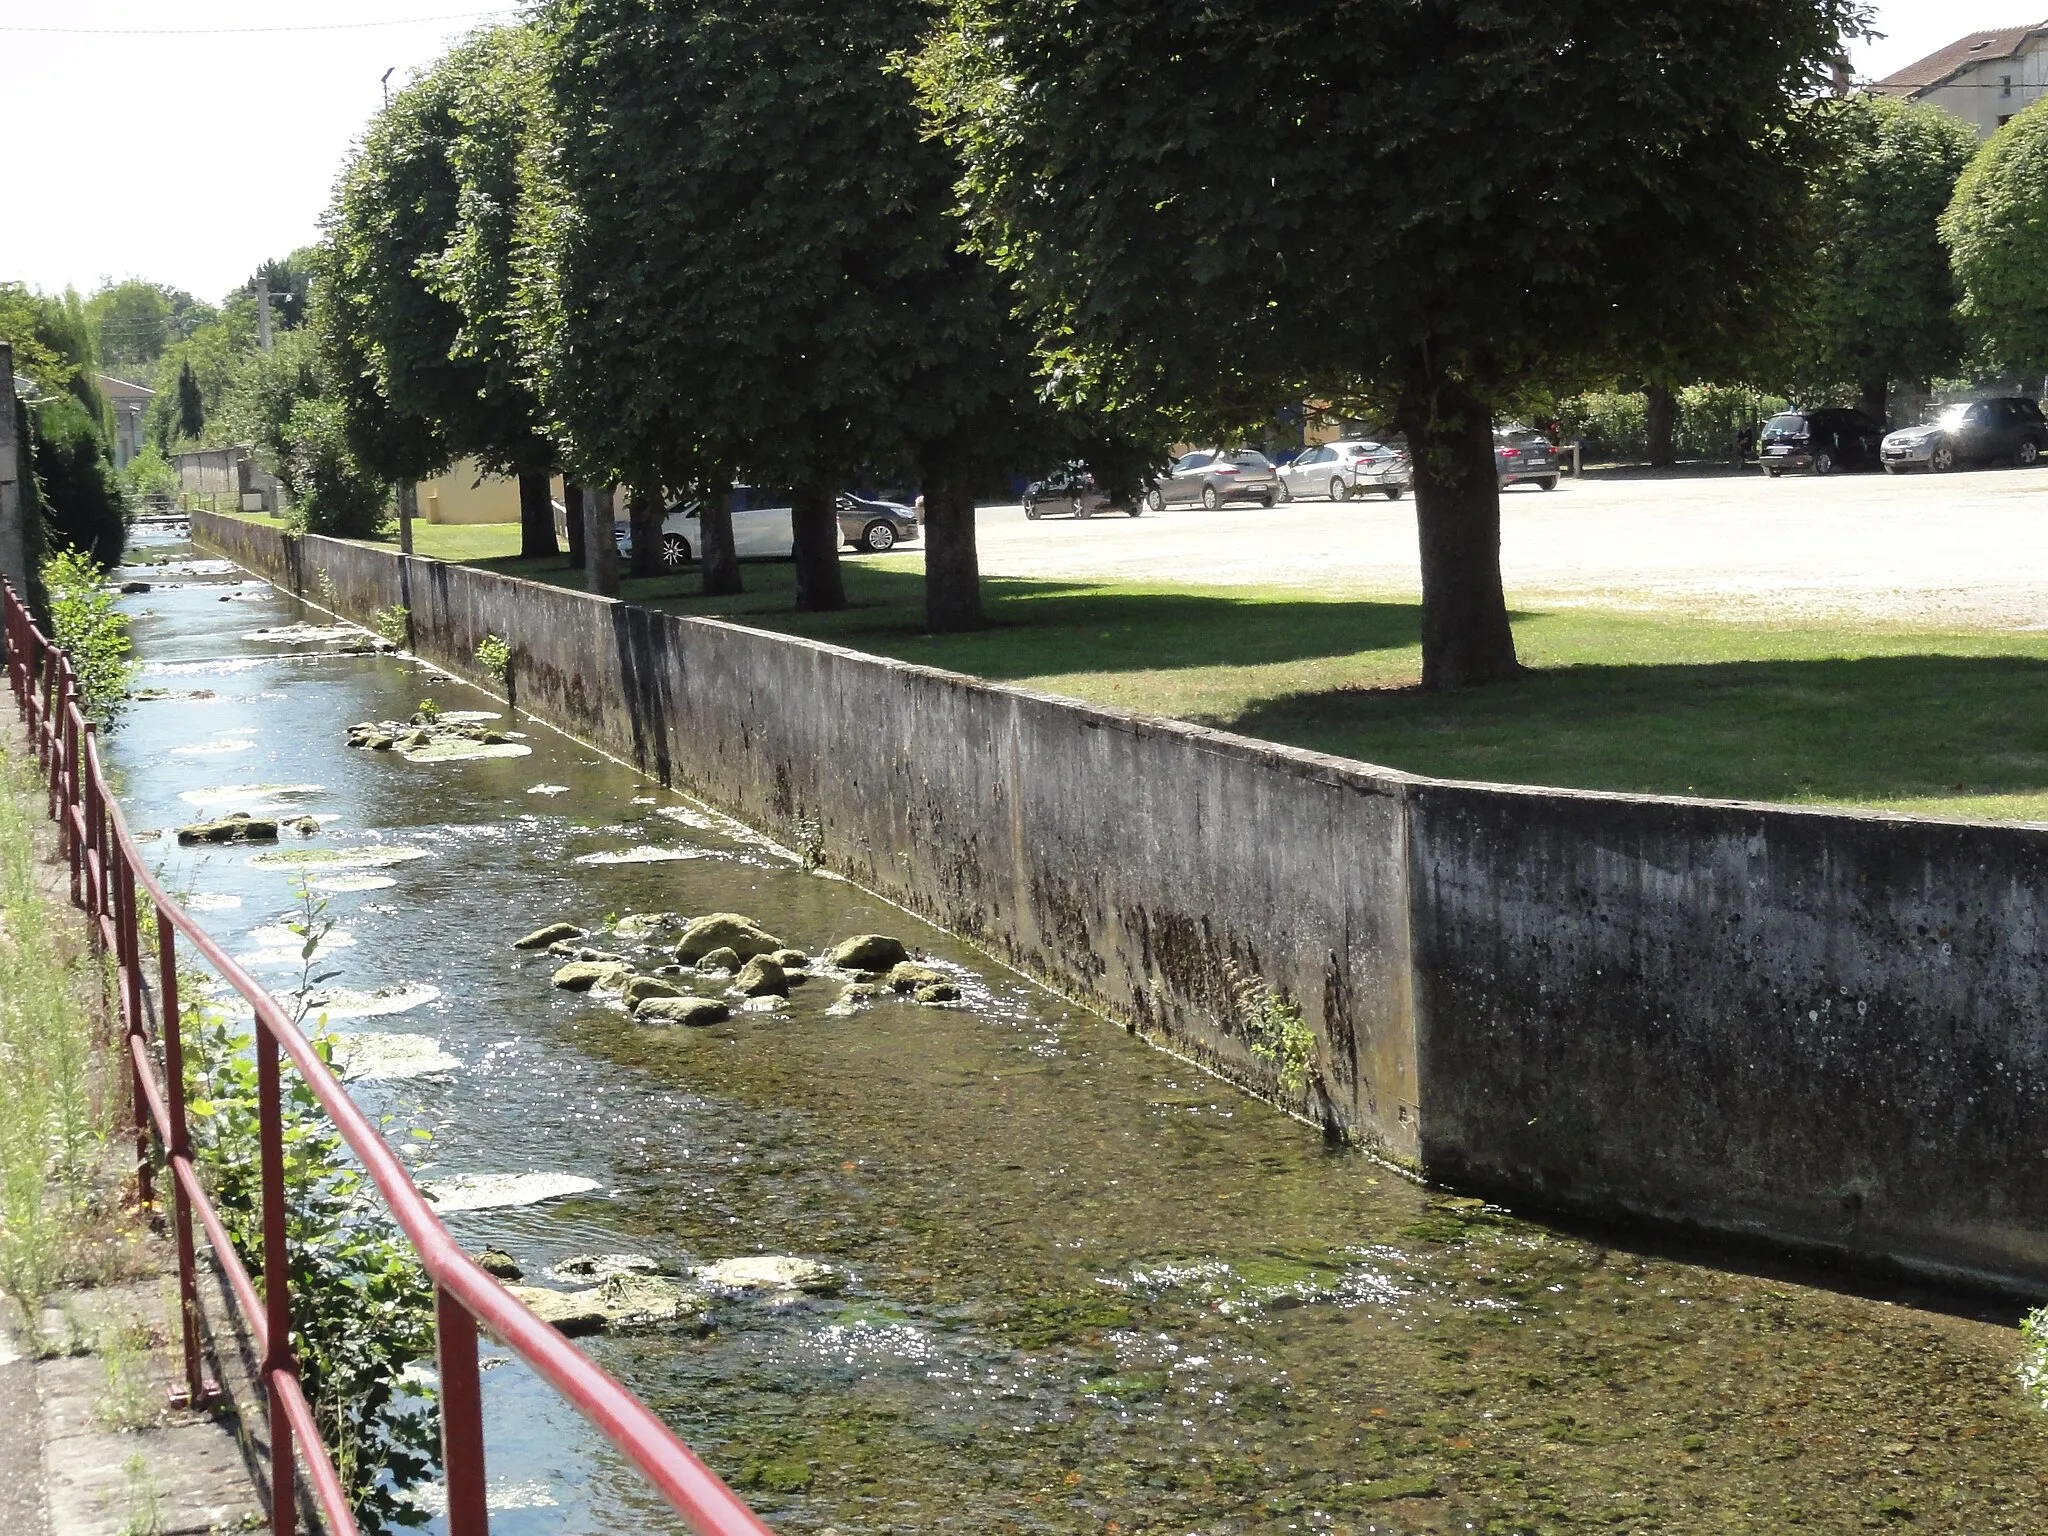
<box><xmin>1023</xmin><ymin>462</ymin><xmax>1135</xmax><ymax>520</ymax></box>
<box><xmin>1759</xmin><ymin>408</ymin><xmax>1884</xmax><ymax>477</ymax></box>
<box><xmin>1494</xmin><ymin>427</ymin><xmax>1559</xmax><ymax>491</ymax></box>
<box><xmin>1881</xmin><ymin>398</ymin><xmax>2048</xmax><ymax>473</ymax></box>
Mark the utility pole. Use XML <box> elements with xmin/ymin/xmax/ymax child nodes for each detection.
<box><xmin>382</xmin><ymin>67</ymin><xmax>395</xmax><ymax>108</ymax></box>
<box><xmin>256</xmin><ymin>275</ymin><xmax>272</xmax><ymax>354</ymax></box>
<box><xmin>0</xmin><ymin>344</ymin><xmax>25</xmax><ymax>600</ymax></box>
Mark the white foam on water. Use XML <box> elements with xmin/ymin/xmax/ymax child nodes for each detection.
<box><xmin>246</xmin><ymin>845</ymin><xmax>430</xmax><ymax>870</ymax></box>
<box><xmin>241</xmin><ymin>624</ymin><xmax>362</xmax><ymax>644</ymax></box>
<box><xmin>408</xmin><ymin>1479</ymin><xmax>559</xmax><ymax>1518</ymax></box>
<box><xmin>420</xmin><ymin>1172</ymin><xmax>601</xmax><ymax>1213</ymax></box>
<box><xmin>526</xmin><ymin>784</ymin><xmax>570</xmax><ymax>796</ymax></box>
<box><xmin>573</xmin><ymin>845</ymin><xmax>703</xmax><ymax>865</ymax></box>
<box><xmin>183</xmin><ymin>892</ymin><xmax>243</xmax><ymax>912</ymax></box>
<box><xmin>300</xmin><ymin>983</ymin><xmax>438</xmax><ymax>1020</ymax></box>
<box><xmin>437</xmin><ymin>710</ymin><xmax>502</xmax><ymax>724</ymax></box>
<box><xmin>306</xmin><ymin>873</ymin><xmax>398</xmax><ymax>893</ymax></box>
<box><xmin>402</xmin><ymin>739</ymin><xmax>533</xmax><ymax>763</ymax></box>
<box><xmin>328</xmin><ymin>1031</ymin><xmax>458</xmax><ymax>1081</ymax></box>
<box><xmin>178</xmin><ymin>783</ymin><xmax>322</xmax><ymax>808</ymax></box>
<box><xmin>170</xmin><ymin>739</ymin><xmax>254</xmax><ymax>756</ymax></box>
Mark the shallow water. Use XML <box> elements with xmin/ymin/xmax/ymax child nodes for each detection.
<box><xmin>109</xmin><ymin>530</ymin><xmax>2048</xmax><ymax>1534</ymax></box>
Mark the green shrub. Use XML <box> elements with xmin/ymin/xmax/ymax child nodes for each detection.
<box><xmin>2021</xmin><ymin>1308</ymin><xmax>2048</xmax><ymax>1410</ymax></box>
<box><xmin>41</xmin><ymin>549</ymin><xmax>134</xmax><ymax>730</ymax></box>
<box><xmin>120</xmin><ymin>444</ymin><xmax>180</xmax><ymax>503</ymax></box>
<box><xmin>474</xmin><ymin>633</ymin><xmax>510</xmax><ymax>686</ymax></box>
<box><xmin>32</xmin><ymin>396</ymin><xmax>129</xmax><ymax>566</ymax></box>
<box><xmin>282</xmin><ymin>397</ymin><xmax>390</xmax><ymax>538</ymax></box>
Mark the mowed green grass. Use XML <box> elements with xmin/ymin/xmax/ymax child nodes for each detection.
<box><xmin>261</xmin><ymin>515</ymin><xmax>2048</xmax><ymax>822</ymax></box>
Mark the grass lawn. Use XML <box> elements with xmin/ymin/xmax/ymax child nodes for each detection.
<box><xmin>238</xmin><ymin>514</ymin><xmax>2048</xmax><ymax>822</ymax></box>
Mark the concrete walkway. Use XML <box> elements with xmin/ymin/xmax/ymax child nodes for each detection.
<box><xmin>1</xmin><ymin>717</ymin><xmax>265</xmax><ymax>1536</ymax></box>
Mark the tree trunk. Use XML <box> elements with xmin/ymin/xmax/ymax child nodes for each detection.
<box><xmin>1858</xmin><ymin>375</ymin><xmax>1889</xmax><ymax>429</ymax></box>
<box><xmin>920</xmin><ymin>468</ymin><xmax>983</xmax><ymax>633</ymax></box>
<box><xmin>518</xmin><ymin>470</ymin><xmax>557</xmax><ymax>559</ymax></box>
<box><xmin>1645</xmin><ymin>384</ymin><xmax>1678</xmax><ymax>468</ymax></box>
<box><xmin>790</xmin><ymin>485</ymin><xmax>845</xmax><ymax>612</ymax></box>
<box><xmin>582</xmin><ymin>484</ymin><xmax>620</xmax><ymax>597</ymax></box>
<box><xmin>698</xmin><ymin>487</ymin><xmax>742</xmax><ymax>596</ymax></box>
<box><xmin>395</xmin><ymin>480</ymin><xmax>416</xmax><ymax>557</ymax></box>
<box><xmin>628</xmin><ymin>474</ymin><xmax>664</xmax><ymax>579</ymax></box>
<box><xmin>564</xmin><ymin>479</ymin><xmax>586</xmax><ymax>569</ymax></box>
<box><xmin>1401</xmin><ymin>382</ymin><xmax>1520</xmax><ymax>691</ymax></box>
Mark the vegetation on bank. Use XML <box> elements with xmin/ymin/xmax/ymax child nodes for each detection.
<box><xmin>42</xmin><ymin>549</ymin><xmax>135</xmax><ymax>728</ymax></box>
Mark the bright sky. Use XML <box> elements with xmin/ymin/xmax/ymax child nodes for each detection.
<box><xmin>0</xmin><ymin>1</ymin><xmax>2038</xmax><ymax>307</ymax></box>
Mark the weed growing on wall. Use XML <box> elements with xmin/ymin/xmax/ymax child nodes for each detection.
<box><xmin>41</xmin><ymin>548</ymin><xmax>135</xmax><ymax>729</ymax></box>
<box><xmin>315</xmin><ymin>569</ymin><xmax>342</xmax><ymax>611</ymax></box>
<box><xmin>181</xmin><ymin>888</ymin><xmax>440</xmax><ymax>1529</ymax></box>
<box><xmin>1224</xmin><ymin>960</ymin><xmax>1317</xmax><ymax>1098</ymax></box>
<box><xmin>372</xmin><ymin>605</ymin><xmax>409</xmax><ymax>649</ymax></box>
<box><xmin>2020</xmin><ymin>1309</ymin><xmax>2048</xmax><ymax>1411</ymax></box>
<box><xmin>474</xmin><ymin>633</ymin><xmax>510</xmax><ymax>688</ymax></box>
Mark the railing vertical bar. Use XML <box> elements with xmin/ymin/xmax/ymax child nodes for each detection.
<box><xmin>157</xmin><ymin>910</ymin><xmax>212</xmax><ymax>1409</ymax></box>
<box><xmin>436</xmin><ymin>1288</ymin><xmax>491</xmax><ymax>1536</ymax></box>
<box><xmin>256</xmin><ymin>1026</ymin><xmax>296</xmax><ymax>1536</ymax></box>
<box><xmin>114</xmin><ymin>855</ymin><xmax>154</xmax><ymax>1209</ymax></box>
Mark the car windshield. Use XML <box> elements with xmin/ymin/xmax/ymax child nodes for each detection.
<box><xmin>1933</xmin><ymin>404</ymin><xmax>1975</xmax><ymax>428</ymax></box>
<box><xmin>1761</xmin><ymin>414</ymin><xmax>1807</xmax><ymax>441</ymax></box>
<box><xmin>1174</xmin><ymin>452</ymin><xmax>1215</xmax><ymax>472</ymax></box>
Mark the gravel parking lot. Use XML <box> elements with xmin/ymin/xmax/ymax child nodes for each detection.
<box><xmin>972</xmin><ymin>467</ymin><xmax>2048</xmax><ymax>627</ymax></box>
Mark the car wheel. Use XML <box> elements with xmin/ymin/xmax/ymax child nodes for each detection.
<box><xmin>862</xmin><ymin>519</ymin><xmax>896</xmax><ymax>552</ymax></box>
<box><xmin>1201</xmin><ymin>484</ymin><xmax>1220</xmax><ymax>511</ymax></box>
<box><xmin>1126</xmin><ymin>499</ymin><xmax>1143</xmax><ymax>518</ymax></box>
<box><xmin>1330</xmin><ymin>478</ymin><xmax>1348</xmax><ymax>502</ymax></box>
<box><xmin>1539</xmin><ymin>476</ymin><xmax>1558</xmax><ymax>491</ymax></box>
<box><xmin>1383</xmin><ymin>485</ymin><xmax>1404</xmax><ymax>501</ymax></box>
<box><xmin>1813</xmin><ymin>450</ymin><xmax>1835</xmax><ymax>477</ymax></box>
<box><xmin>1764</xmin><ymin>469</ymin><xmax>1779</xmax><ymax>479</ymax></box>
<box><xmin>1146</xmin><ymin>488</ymin><xmax>1164</xmax><ymax>512</ymax></box>
<box><xmin>661</xmin><ymin>533</ymin><xmax>691</xmax><ymax>567</ymax></box>
<box><xmin>1023</xmin><ymin>498</ymin><xmax>1041</xmax><ymax>520</ymax></box>
<box><xmin>2021</xmin><ymin>440</ymin><xmax>2042</xmax><ymax>467</ymax></box>
<box><xmin>1931</xmin><ymin>443</ymin><xmax>1956</xmax><ymax>473</ymax></box>
<box><xmin>1276</xmin><ymin>480</ymin><xmax>1293</xmax><ymax>504</ymax></box>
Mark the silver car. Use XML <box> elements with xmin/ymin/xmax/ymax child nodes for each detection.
<box><xmin>1145</xmin><ymin>449</ymin><xmax>1281</xmax><ymax>511</ymax></box>
<box><xmin>1277</xmin><ymin>440</ymin><xmax>1411</xmax><ymax>502</ymax></box>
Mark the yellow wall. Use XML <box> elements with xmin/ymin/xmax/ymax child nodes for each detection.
<box><xmin>417</xmin><ymin>459</ymin><xmax>521</xmax><ymax>525</ymax></box>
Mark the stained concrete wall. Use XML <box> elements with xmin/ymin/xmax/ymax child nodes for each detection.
<box><xmin>192</xmin><ymin>512</ymin><xmax>2048</xmax><ymax>1295</ymax></box>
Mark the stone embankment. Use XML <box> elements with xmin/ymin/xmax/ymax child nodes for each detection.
<box><xmin>193</xmin><ymin>510</ymin><xmax>2048</xmax><ymax>1297</ymax></box>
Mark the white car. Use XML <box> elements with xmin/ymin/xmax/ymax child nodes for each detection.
<box><xmin>1277</xmin><ymin>441</ymin><xmax>1410</xmax><ymax>502</ymax></box>
<box><xmin>613</xmin><ymin>488</ymin><xmax>920</xmax><ymax>567</ymax></box>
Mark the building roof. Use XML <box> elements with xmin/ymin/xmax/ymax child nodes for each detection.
<box><xmin>1877</xmin><ymin>24</ymin><xmax>2045</xmax><ymax>95</ymax></box>
<box><xmin>96</xmin><ymin>373</ymin><xmax>155</xmax><ymax>400</ymax></box>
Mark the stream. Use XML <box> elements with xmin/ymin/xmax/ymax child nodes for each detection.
<box><xmin>107</xmin><ymin>524</ymin><xmax>2048</xmax><ymax>1535</ymax></box>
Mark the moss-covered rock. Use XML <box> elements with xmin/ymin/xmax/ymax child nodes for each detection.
<box><xmin>695</xmin><ymin>946</ymin><xmax>740</xmax><ymax>974</ymax></box>
<box><xmin>827</xmin><ymin>934</ymin><xmax>908</xmax><ymax>970</ymax></box>
<box><xmin>514</xmin><ymin>921</ymin><xmax>585</xmax><ymax>950</ymax></box>
<box><xmin>914</xmin><ymin>982</ymin><xmax>961</xmax><ymax>1004</ymax></box>
<box><xmin>620</xmin><ymin>975</ymin><xmax>685</xmax><ymax>1008</ymax></box>
<box><xmin>551</xmin><ymin>960</ymin><xmax>632</xmax><ymax>992</ymax></box>
<box><xmin>475</xmin><ymin>1247</ymin><xmax>523</xmax><ymax>1280</ymax></box>
<box><xmin>634</xmin><ymin>995</ymin><xmax>731</xmax><ymax>1027</ymax></box>
<box><xmin>886</xmin><ymin>961</ymin><xmax>947</xmax><ymax>993</ymax></box>
<box><xmin>770</xmin><ymin>948</ymin><xmax>810</xmax><ymax>970</ymax></box>
<box><xmin>675</xmin><ymin>912</ymin><xmax>785</xmax><ymax>963</ymax></box>
<box><xmin>731</xmin><ymin>956</ymin><xmax>790</xmax><ymax>997</ymax></box>
<box><xmin>175</xmin><ymin>813</ymin><xmax>279</xmax><ymax>846</ymax></box>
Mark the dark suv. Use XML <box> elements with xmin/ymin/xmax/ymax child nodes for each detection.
<box><xmin>1759</xmin><ymin>408</ymin><xmax>1884</xmax><ymax>477</ymax></box>
<box><xmin>1881</xmin><ymin>398</ymin><xmax>2048</xmax><ymax>473</ymax></box>
<box><xmin>1494</xmin><ymin>426</ymin><xmax>1559</xmax><ymax>491</ymax></box>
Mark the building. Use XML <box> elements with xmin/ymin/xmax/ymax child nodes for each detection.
<box><xmin>95</xmin><ymin>375</ymin><xmax>154</xmax><ymax>469</ymax></box>
<box><xmin>172</xmin><ymin>446</ymin><xmax>282</xmax><ymax>513</ymax></box>
<box><xmin>1875</xmin><ymin>24</ymin><xmax>2048</xmax><ymax>137</ymax></box>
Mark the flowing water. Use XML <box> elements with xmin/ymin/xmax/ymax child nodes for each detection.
<box><xmin>108</xmin><ymin>526</ymin><xmax>2048</xmax><ymax>1535</ymax></box>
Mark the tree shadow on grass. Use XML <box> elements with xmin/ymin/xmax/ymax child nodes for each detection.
<box><xmin>1220</xmin><ymin>654</ymin><xmax>2048</xmax><ymax>811</ymax></box>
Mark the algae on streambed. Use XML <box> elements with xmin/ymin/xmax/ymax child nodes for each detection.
<box><xmin>109</xmin><ymin>527</ymin><xmax>2048</xmax><ymax>1535</ymax></box>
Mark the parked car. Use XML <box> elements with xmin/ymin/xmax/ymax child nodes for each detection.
<box><xmin>1023</xmin><ymin>462</ymin><xmax>1136</xmax><ymax>519</ymax></box>
<box><xmin>1145</xmin><ymin>448</ymin><xmax>1281</xmax><ymax>511</ymax></box>
<box><xmin>1758</xmin><ymin>408</ymin><xmax>1884</xmax><ymax>477</ymax></box>
<box><xmin>615</xmin><ymin>486</ymin><xmax>920</xmax><ymax>566</ymax></box>
<box><xmin>1276</xmin><ymin>440</ymin><xmax>1410</xmax><ymax>502</ymax></box>
<box><xmin>1494</xmin><ymin>426</ymin><xmax>1560</xmax><ymax>491</ymax></box>
<box><xmin>1881</xmin><ymin>398</ymin><xmax>2048</xmax><ymax>474</ymax></box>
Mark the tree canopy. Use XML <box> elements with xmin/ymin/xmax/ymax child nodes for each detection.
<box><xmin>917</xmin><ymin>0</ymin><xmax>1867</xmax><ymax>685</ymax></box>
<box><xmin>1943</xmin><ymin>98</ymin><xmax>2048</xmax><ymax>380</ymax></box>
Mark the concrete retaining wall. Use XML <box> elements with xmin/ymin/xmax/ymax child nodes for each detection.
<box><xmin>192</xmin><ymin>511</ymin><xmax>2048</xmax><ymax>1295</ymax></box>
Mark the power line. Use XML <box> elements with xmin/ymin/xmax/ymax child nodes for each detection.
<box><xmin>0</xmin><ymin>11</ymin><xmax>512</xmax><ymax>36</ymax></box>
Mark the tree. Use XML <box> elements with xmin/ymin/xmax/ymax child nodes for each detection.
<box><xmin>32</xmin><ymin>396</ymin><xmax>128</xmax><ymax>566</ymax></box>
<box><xmin>1943</xmin><ymin>99</ymin><xmax>2048</xmax><ymax>381</ymax></box>
<box><xmin>535</xmin><ymin>0</ymin><xmax>1061</xmax><ymax>624</ymax></box>
<box><xmin>238</xmin><ymin>252</ymin><xmax>318</xmax><ymax>332</ymax></box>
<box><xmin>917</xmin><ymin>1</ymin><xmax>1864</xmax><ymax>687</ymax></box>
<box><xmin>176</xmin><ymin>359</ymin><xmax>205</xmax><ymax>439</ymax></box>
<box><xmin>1797</xmin><ymin>94</ymin><xmax>1978</xmax><ymax>423</ymax></box>
<box><xmin>323</xmin><ymin>27</ymin><xmax>558</xmax><ymax>557</ymax></box>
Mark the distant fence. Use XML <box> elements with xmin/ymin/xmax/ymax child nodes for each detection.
<box><xmin>2</xmin><ymin>571</ymin><xmax>775</xmax><ymax>1536</ymax></box>
<box><xmin>191</xmin><ymin>510</ymin><xmax>2048</xmax><ymax>1298</ymax></box>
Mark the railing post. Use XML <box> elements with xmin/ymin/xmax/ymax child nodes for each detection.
<box><xmin>436</xmin><ymin>1288</ymin><xmax>491</xmax><ymax>1536</ymax></box>
<box><xmin>65</xmin><ymin>707</ymin><xmax>83</xmax><ymax>905</ymax></box>
<box><xmin>157</xmin><ymin>912</ymin><xmax>215</xmax><ymax>1410</ymax></box>
<box><xmin>256</xmin><ymin>1027</ymin><xmax>297</xmax><ymax>1536</ymax></box>
<box><xmin>116</xmin><ymin>856</ymin><xmax>154</xmax><ymax>1210</ymax></box>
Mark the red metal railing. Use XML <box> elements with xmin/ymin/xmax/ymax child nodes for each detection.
<box><xmin>2</xmin><ymin>576</ymin><xmax>774</xmax><ymax>1536</ymax></box>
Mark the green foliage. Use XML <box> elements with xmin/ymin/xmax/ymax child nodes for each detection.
<box><xmin>85</xmin><ymin>280</ymin><xmax>206</xmax><ymax>376</ymax></box>
<box><xmin>181</xmin><ymin>975</ymin><xmax>439</xmax><ymax>1531</ymax></box>
<box><xmin>1225</xmin><ymin>961</ymin><xmax>1316</xmax><ymax>1097</ymax></box>
<box><xmin>413</xmin><ymin>697</ymin><xmax>441</xmax><ymax>722</ymax></box>
<box><xmin>237</xmin><ymin>251</ymin><xmax>318</xmax><ymax>333</ymax></box>
<box><xmin>373</xmin><ymin>604</ymin><xmax>410</xmax><ymax>648</ymax></box>
<box><xmin>41</xmin><ymin>548</ymin><xmax>134</xmax><ymax>728</ymax></box>
<box><xmin>1559</xmin><ymin>386</ymin><xmax>1790</xmax><ymax>462</ymax></box>
<box><xmin>1943</xmin><ymin>98</ymin><xmax>2048</xmax><ymax>377</ymax></box>
<box><xmin>1795</xmin><ymin>95</ymin><xmax>1977</xmax><ymax>412</ymax></box>
<box><xmin>2021</xmin><ymin>1308</ymin><xmax>2048</xmax><ymax>1410</ymax></box>
<box><xmin>281</xmin><ymin>395</ymin><xmax>390</xmax><ymax>538</ymax></box>
<box><xmin>174</xmin><ymin>360</ymin><xmax>204</xmax><ymax>440</ymax></box>
<box><xmin>32</xmin><ymin>395</ymin><xmax>129</xmax><ymax>565</ymax></box>
<box><xmin>121</xmin><ymin>444</ymin><xmax>179</xmax><ymax>502</ymax></box>
<box><xmin>474</xmin><ymin>633</ymin><xmax>510</xmax><ymax>685</ymax></box>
